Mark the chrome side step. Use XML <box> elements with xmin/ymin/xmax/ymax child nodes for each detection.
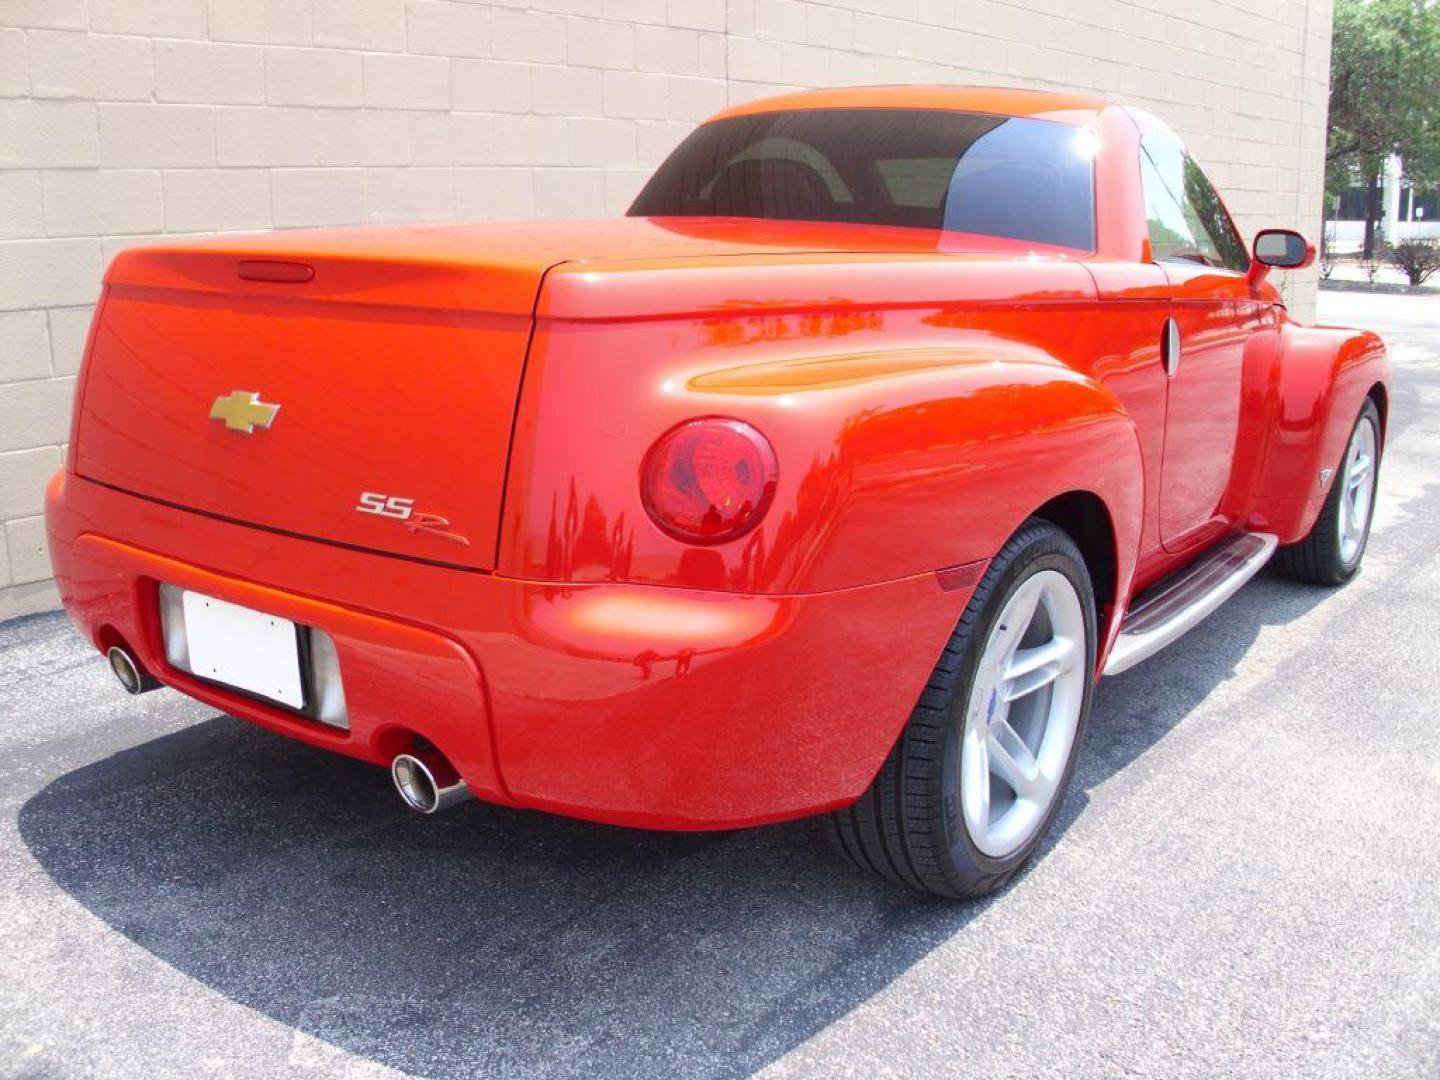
<box><xmin>1104</xmin><ymin>532</ymin><xmax>1278</xmax><ymax>676</ymax></box>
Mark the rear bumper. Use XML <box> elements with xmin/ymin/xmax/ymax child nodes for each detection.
<box><xmin>46</xmin><ymin>471</ymin><xmax>973</xmax><ymax>829</ymax></box>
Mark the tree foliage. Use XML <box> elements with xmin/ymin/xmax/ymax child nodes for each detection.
<box><xmin>1328</xmin><ymin>0</ymin><xmax>1440</xmax><ymax>187</ymax></box>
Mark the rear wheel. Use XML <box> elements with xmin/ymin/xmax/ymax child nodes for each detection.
<box><xmin>1276</xmin><ymin>399</ymin><xmax>1381</xmax><ymax>586</ymax></box>
<box><xmin>823</xmin><ymin>520</ymin><xmax>1095</xmax><ymax>899</ymax></box>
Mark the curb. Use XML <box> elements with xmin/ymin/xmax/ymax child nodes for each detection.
<box><xmin>1319</xmin><ymin>279</ymin><xmax>1438</xmax><ymax>296</ymax></box>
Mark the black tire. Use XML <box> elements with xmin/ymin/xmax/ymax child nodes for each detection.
<box><xmin>1275</xmin><ymin>398</ymin><xmax>1382</xmax><ymax>586</ymax></box>
<box><xmin>822</xmin><ymin>519</ymin><xmax>1097</xmax><ymax>899</ymax></box>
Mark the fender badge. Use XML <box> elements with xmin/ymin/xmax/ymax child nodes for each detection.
<box><xmin>210</xmin><ymin>390</ymin><xmax>280</xmax><ymax>434</ymax></box>
<box><xmin>1319</xmin><ymin>467</ymin><xmax>1335</xmax><ymax>487</ymax></box>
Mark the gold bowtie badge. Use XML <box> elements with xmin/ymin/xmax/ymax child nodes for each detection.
<box><xmin>209</xmin><ymin>391</ymin><xmax>280</xmax><ymax>434</ymax></box>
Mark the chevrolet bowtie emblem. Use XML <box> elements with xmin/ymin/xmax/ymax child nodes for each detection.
<box><xmin>209</xmin><ymin>390</ymin><xmax>280</xmax><ymax>434</ymax></box>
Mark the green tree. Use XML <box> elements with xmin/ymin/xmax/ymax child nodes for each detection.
<box><xmin>1328</xmin><ymin>0</ymin><xmax>1440</xmax><ymax>258</ymax></box>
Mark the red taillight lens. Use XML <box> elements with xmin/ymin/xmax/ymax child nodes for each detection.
<box><xmin>641</xmin><ymin>418</ymin><xmax>778</xmax><ymax>544</ymax></box>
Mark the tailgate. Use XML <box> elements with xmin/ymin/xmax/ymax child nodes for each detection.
<box><xmin>73</xmin><ymin>248</ymin><xmax>539</xmax><ymax>571</ymax></box>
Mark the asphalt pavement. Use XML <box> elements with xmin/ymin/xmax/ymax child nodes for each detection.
<box><xmin>1</xmin><ymin>290</ymin><xmax>1437</xmax><ymax>1079</ymax></box>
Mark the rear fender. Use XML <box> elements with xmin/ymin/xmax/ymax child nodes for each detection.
<box><xmin>502</xmin><ymin>312</ymin><xmax>1143</xmax><ymax>597</ymax></box>
<box><xmin>1246</xmin><ymin>322</ymin><xmax>1389</xmax><ymax>543</ymax></box>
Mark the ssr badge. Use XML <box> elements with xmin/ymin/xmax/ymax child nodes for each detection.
<box><xmin>356</xmin><ymin>491</ymin><xmax>470</xmax><ymax>546</ymax></box>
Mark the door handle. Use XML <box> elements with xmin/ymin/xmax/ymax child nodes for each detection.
<box><xmin>1161</xmin><ymin>318</ymin><xmax>1181</xmax><ymax>377</ymax></box>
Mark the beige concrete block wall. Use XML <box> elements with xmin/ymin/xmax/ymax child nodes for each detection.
<box><xmin>0</xmin><ymin>0</ymin><xmax>1333</xmax><ymax>620</ymax></box>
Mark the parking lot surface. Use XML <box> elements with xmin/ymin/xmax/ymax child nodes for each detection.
<box><xmin>2</xmin><ymin>291</ymin><xmax>1437</xmax><ymax>1079</ymax></box>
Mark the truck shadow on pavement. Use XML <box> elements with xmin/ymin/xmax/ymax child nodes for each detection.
<box><xmin>18</xmin><ymin>569</ymin><xmax>1332</xmax><ymax>1080</ymax></box>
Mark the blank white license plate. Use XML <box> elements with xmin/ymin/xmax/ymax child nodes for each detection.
<box><xmin>181</xmin><ymin>591</ymin><xmax>305</xmax><ymax>709</ymax></box>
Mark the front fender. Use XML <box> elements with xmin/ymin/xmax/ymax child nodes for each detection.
<box><xmin>1247</xmin><ymin>320</ymin><xmax>1389</xmax><ymax>543</ymax></box>
<box><xmin>502</xmin><ymin>309</ymin><xmax>1143</xmax><ymax>597</ymax></box>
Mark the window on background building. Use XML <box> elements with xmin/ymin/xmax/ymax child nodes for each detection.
<box><xmin>1400</xmin><ymin>187</ymin><xmax>1439</xmax><ymax>220</ymax></box>
<box><xmin>1334</xmin><ymin>187</ymin><xmax>1370</xmax><ymax>221</ymax></box>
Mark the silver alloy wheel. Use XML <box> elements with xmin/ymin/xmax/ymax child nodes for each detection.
<box><xmin>1338</xmin><ymin>416</ymin><xmax>1378</xmax><ymax>565</ymax></box>
<box><xmin>960</xmin><ymin>569</ymin><xmax>1086</xmax><ymax>859</ymax></box>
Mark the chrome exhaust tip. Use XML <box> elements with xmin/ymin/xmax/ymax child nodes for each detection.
<box><xmin>107</xmin><ymin>646</ymin><xmax>159</xmax><ymax>695</ymax></box>
<box><xmin>391</xmin><ymin>751</ymin><xmax>472</xmax><ymax>815</ymax></box>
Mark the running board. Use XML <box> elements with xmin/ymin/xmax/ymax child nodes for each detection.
<box><xmin>1104</xmin><ymin>532</ymin><xmax>1278</xmax><ymax>676</ymax></box>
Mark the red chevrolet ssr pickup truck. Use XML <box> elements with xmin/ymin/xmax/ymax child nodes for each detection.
<box><xmin>46</xmin><ymin>87</ymin><xmax>1388</xmax><ymax>898</ymax></box>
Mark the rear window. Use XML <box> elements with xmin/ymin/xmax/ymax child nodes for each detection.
<box><xmin>629</xmin><ymin>108</ymin><xmax>1096</xmax><ymax>251</ymax></box>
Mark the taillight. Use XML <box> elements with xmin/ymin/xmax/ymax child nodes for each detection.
<box><xmin>641</xmin><ymin>418</ymin><xmax>778</xmax><ymax>544</ymax></box>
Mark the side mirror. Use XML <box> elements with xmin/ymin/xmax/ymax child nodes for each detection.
<box><xmin>1247</xmin><ymin>228</ymin><xmax>1315</xmax><ymax>286</ymax></box>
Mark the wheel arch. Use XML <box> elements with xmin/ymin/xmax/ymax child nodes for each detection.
<box><xmin>1031</xmin><ymin>490</ymin><xmax>1119</xmax><ymax>642</ymax></box>
<box><xmin>1367</xmin><ymin>380</ymin><xmax>1389</xmax><ymax>445</ymax></box>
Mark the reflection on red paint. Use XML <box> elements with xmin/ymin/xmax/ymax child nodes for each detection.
<box><xmin>530</xmin><ymin>585</ymin><xmax>780</xmax><ymax>656</ymax></box>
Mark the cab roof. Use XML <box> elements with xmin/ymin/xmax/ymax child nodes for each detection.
<box><xmin>710</xmin><ymin>85</ymin><xmax>1112</xmax><ymax>127</ymax></box>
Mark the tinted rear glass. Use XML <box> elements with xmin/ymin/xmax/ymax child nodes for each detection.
<box><xmin>630</xmin><ymin>108</ymin><xmax>1096</xmax><ymax>251</ymax></box>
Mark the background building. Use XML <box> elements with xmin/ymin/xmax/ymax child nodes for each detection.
<box><xmin>0</xmin><ymin>0</ymin><xmax>1334</xmax><ymax>618</ymax></box>
<box><xmin>1325</xmin><ymin>155</ymin><xmax>1440</xmax><ymax>253</ymax></box>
